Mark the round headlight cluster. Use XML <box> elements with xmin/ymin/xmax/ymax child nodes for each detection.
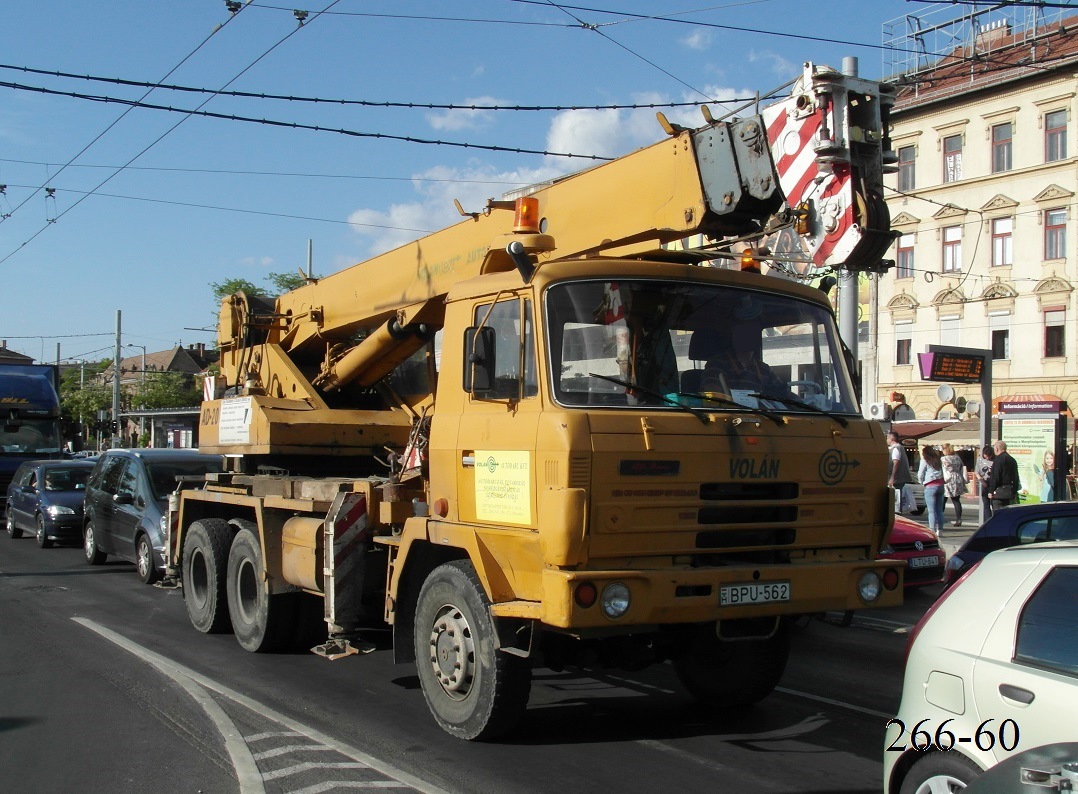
<box><xmin>600</xmin><ymin>582</ymin><xmax>631</xmax><ymax>618</ymax></box>
<box><xmin>857</xmin><ymin>571</ymin><xmax>882</xmax><ymax>603</ymax></box>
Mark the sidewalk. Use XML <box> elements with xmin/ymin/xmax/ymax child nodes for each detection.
<box><xmin>899</xmin><ymin>493</ymin><xmax>981</xmax><ymax>557</ymax></box>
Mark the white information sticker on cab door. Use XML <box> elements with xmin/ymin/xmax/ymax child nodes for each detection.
<box><xmin>218</xmin><ymin>397</ymin><xmax>252</xmax><ymax>445</ymax></box>
<box><xmin>474</xmin><ymin>450</ymin><xmax>531</xmax><ymax>525</ymax></box>
<box><xmin>720</xmin><ymin>581</ymin><xmax>790</xmax><ymax>606</ymax></box>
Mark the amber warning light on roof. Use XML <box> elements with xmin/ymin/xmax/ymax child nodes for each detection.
<box><xmin>918</xmin><ymin>352</ymin><xmax>986</xmax><ymax>384</ymax></box>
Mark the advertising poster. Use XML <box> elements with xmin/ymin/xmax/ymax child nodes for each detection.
<box><xmin>1001</xmin><ymin>418</ymin><xmax>1056</xmax><ymax>504</ymax></box>
<box><xmin>474</xmin><ymin>450</ymin><xmax>532</xmax><ymax>525</ymax></box>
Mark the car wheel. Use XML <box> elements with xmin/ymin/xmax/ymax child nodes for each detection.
<box><xmin>135</xmin><ymin>533</ymin><xmax>160</xmax><ymax>585</ymax></box>
<box><xmin>182</xmin><ymin>519</ymin><xmax>234</xmax><ymax>634</ymax></box>
<box><xmin>36</xmin><ymin>515</ymin><xmax>53</xmax><ymax>549</ymax></box>
<box><xmin>84</xmin><ymin>521</ymin><xmax>106</xmax><ymax>565</ymax></box>
<box><xmin>673</xmin><ymin>621</ymin><xmax>790</xmax><ymax>707</ymax></box>
<box><xmin>414</xmin><ymin>560</ymin><xmax>532</xmax><ymax>741</ymax></box>
<box><xmin>900</xmin><ymin>752</ymin><xmax>980</xmax><ymax>793</ymax></box>
<box><xmin>6</xmin><ymin>510</ymin><xmax>23</xmax><ymax>539</ymax></box>
<box><xmin>226</xmin><ymin>527</ymin><xmax>297</xmax><ymax>653</ymax></box>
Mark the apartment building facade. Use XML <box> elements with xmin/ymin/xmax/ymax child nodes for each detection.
<box><xmin>876</xmin><ymin>14</ymin><xmax>1077</xmax><ymax>423</ymax></box>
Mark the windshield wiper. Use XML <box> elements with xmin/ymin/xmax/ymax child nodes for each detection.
<box><xmin>750</xmin><ymin>393</ymin><xmax>849</xmax><ymax>427</ymax></box>
<box><xmin>680</xmin><ymin>391</ymin><xmax>785</xmax><ymax>426</ymax></box>
<box><xmin>588</xmin><ymin>373</ymin><xmax>709</xmax><ymax>424</ymax></box>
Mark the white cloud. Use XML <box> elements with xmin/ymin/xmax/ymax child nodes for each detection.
<box><xmin>237</xmin><ymin>256</ymin><xmax>275</xmax><ymax>268</ymax></box>
<box><xmin>748</xmin><ymin>50</ymin><xmax>796</xmax><ymax>78</ymax></box>
<box><xmin>681</xmin><ymin>29</ymin><xmax>712</xmax><ymax>51</ymax></box>
<box><xmin>427</xmin><ymin>96</ymin><xmax>501</xmax><ymax>132</ymax></box>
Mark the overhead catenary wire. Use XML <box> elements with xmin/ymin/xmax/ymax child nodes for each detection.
<box><xmin>0</xmin><ymin>0</ymin><xmax>345</xmax><ymax>268</ymax></box>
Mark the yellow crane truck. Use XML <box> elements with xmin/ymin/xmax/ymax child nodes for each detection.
<box><xmin>169</xmin><ymin>62</ymin><xmax>904</xmax><ymax>740</ymax></box>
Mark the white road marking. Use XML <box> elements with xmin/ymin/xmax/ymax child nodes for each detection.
<box><xmin>776</xmin><ymin>686</ymin><xmax>892</xmax><ymax>719</ymax></box>
<box><xmin>254</xmin><ymin>744</ymin><xmax>340</xmax><ymax>761</ymax></box>
<box><xmin>262</xmin><ymin>762</ymin><xmax>373</xmax><ymax>781</ymax></box>
<box><xmin>72</xmin><ymin>617</ymin><xmax>442</xmax><ymax>794</ymax></box>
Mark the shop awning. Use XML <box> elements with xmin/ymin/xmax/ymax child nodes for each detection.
<box><xmin>889</xmin><ymin>419</ymin><xmax>959</xmax><ymax>442</ymax></box>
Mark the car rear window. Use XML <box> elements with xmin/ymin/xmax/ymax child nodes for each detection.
<box><xmin>1014</xmin><ymin>566</ymin><xmax>1078</xmax><ymax>678</ymax></box>
<box><xmin>146</xmin><ymin>459</ymin><xmax>223</xmax><ymax>500</ymax></box>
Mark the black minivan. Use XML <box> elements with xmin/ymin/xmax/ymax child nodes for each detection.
<box><xmin>83</xmin><ymin>449</ymin><xmax>224</xmax><ymax>583</ymax></box>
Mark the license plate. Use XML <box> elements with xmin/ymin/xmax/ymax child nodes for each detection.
<box><xmin>720</xmin><ymin>581</ymin><xmax>790</xmax><ymax>606</ymax></box>
<box><xmin>909</xmin><ymin>556</ymin><xmax>938</xmax><ymax>569</ymax></box>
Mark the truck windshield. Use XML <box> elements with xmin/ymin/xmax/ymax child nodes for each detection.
<box><xmin>0</xmin><ymin>419</ymin><xmax>63</xmax><ymax>455</ymax></box>
<box><xmin>545</xmin><ymin>279</ymin><xmax>858</xmax><ymax>415</ymax></box>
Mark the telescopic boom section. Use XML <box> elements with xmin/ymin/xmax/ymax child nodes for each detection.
<box><xmin>216</xmin><ymin>61</ymin><xmax>894</xmax><ymax>398</ymax></box>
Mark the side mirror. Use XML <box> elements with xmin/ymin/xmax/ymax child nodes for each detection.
<box><xmin>113</xmin><ymin>492</ymin><xmax>135</xmax><ymax>506</ymax></box>
<box><xmin>463</xmin><ymin>326</ymin><xmax>496</xmax><ymax>394</ymax></box>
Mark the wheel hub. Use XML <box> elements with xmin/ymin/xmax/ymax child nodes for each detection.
<box><xmin>427</xmin><ymin>605</ymin><xmax>474</xmax><ymax>699</ymax></box>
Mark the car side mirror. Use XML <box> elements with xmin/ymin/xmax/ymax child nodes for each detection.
<box><xmin>113</xmin><ymin>492</ymin><xmax>134</xmax><ymax>506</ymax></box>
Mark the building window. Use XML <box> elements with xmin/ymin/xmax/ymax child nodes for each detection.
<box><xmin>943</xmin><ymin>134</ymin><xmax>963</xmax><ymax>183</ymax></box>
<box><xmin>1045</xmin><ymin>309</ymin><xmax>1065</xmax><ymax>358</ymax></box>
<box><xmin>991</xmin><ymin>217</ymin><xmax>1013</xmax><ymax>267</ymax></box>
<box><xmin>942</xmin><ymin>225</ymin><xmax>962</xmax><ymax>272</ymax></box>
<box><xmin>898</xmin><ymin>145</ymin><xmax>916</xmax><ymax>191</ymax></box>
<box><xmin>1045</xmin><ymin>209</ymin><xmax>1066</xmax><ymax>260</ymax></box>
<box><xmin>896</xmin><ymin>234</ymin><xmax>914</xmax><ymax>278</ymax></box>
<box><xmin>991</xmin><ymin>122</ymin><xmax>1013</xmax><ymax>173</ymax></box>
<box><xmin>896</xmin><ymin>321</ymin><xmax>913</xmax><ymax>366</ymax></box>
<box><xmin>990</xmin><ymin>312</ymin><xmax>1010</xmax><ymax>360</ymax></box>
<box><xmin>941</xmin><ymin>316</ymin><xmax>960</xmax><ymax>348</ymax></box>
<box><xmin>1045</xmin><ymin>109</ymin><xmax>1067</xmax><ymax>162</ymax></box>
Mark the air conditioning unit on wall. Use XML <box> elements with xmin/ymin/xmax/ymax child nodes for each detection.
<box><xmin>868</xmin><ymin>401</ymin><xmax>892</xmax><ymax>421</ymax></box>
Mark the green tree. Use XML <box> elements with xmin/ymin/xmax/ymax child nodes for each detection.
<box><xmin>59</xmin><ymin>361</ymin><xmax>112</xmax><ymax>422</ymax></box>
<box><xmin>133</xmin><ymin>371</ymin><xmax>202</xmax><ymax>409</ymax></box>
<box><xmin>267</xmin><ymin>270</ymin><xmax>310</xmax><ymax>294</ymax></box>
<box><xmin>210</xmin><ymin>277</ymin><xmax>267</xmax><ymax>305</ymax></box>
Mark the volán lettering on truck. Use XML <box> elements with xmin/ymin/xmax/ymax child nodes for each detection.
<box><xmin>170</xmin><ymin>62</ymin><xmax>903</xmax><ymax>741</ymax></box>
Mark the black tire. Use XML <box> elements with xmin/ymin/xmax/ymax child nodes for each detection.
<box><xmin>673</xmin><ymin>621</ymin><xmax>790</xmax><ymax>707</ymax></box>
<box><xmin>135</xmin><ymin>533</ymin><xmax>160</xmax><ymax>585</ymax></box>
<box><xmin>899</xmin><ymin>752</ymin><xmax>981</xmax><ymax>794</ymax></box>
<box><xmin>7</xmin><ymin>510</ymin><xmax>23</xmax><ymax>539</ymax></box>
<box><xmin>226</xmin><ymin>528</ymin><xmax>297</xmax><ymax>653</ymax></box>
<box><xmin>414</xmin><ymin>561</ymin><xmax>531</xmax><ymax>741</ymax></box>
<box><xmin>84</xmin><ymin>520</ymin><xmax>106</xmax><ymax>565</ymax></box>
<box><xmin>182</xmin><ymin>519</ymin><xmax>233</xmax><ymax>634</ymax></box>
<box><xmin>36</xmin><ymin>515</ymin><xmax>53</xmax><ymax>549</ymax></box>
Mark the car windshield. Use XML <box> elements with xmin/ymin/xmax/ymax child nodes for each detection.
<box><xmin>545</xmin><ymin>279</ymin><xmax>858</xmax><ymax>414</ymax></box>
<box><xmin>0</xmin><ymin>419</ymin><xmax>63</xmax><ymax>455</ymax></box>
<box><xmin>146</xmin><ymin>458</ymin><xmax>223</xmax><ymax>500</ymax></box>
<box><xmin>43</xmin><ymin>467</ymin><xmax>91</xmax><ymax>491</ymax></box>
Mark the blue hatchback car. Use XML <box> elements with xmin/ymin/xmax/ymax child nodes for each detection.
<box><xmin>943</xmin><ymin>501</ymin><xmax>1078</xmax><ymax>588</ymax></box>
<box><xmin>5</xmin><ymin>459</ymin><xmax>96</xmax><ymax>547</ymax></box>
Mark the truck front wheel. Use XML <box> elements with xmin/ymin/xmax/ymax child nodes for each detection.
<box><xmin>673</xmin><ymin>621</ymin><xmax>790</xmax><ymax>708</ymax></box>
<box><xmin>182</xmin><ymin>519</ymin><xmax>233</xmax><ymax>634</ymax></box>
<box><xmin>226</xmin><ymin>528</ymin><xmax>297</xmax><ymax>653</ymax></box>
<box><xmin>414</xmin><ymin>561</ymin><xmax>531</xmax><ymax>741</ymax></box>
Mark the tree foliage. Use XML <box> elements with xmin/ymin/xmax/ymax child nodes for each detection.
<box><xmin>133</xmin><ymin>371</ymin><xmax>201</xmax><ymax>409</ymax></box>
<box><xmin>59</xmin><ymin>360</ymin><xmax>112</xmax><ymax>422</ymax></box>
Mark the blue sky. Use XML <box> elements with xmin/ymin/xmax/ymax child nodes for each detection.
<box><xmin>1</xmin><ymin>0</ymin><xmax>926</xmax><ymax>363</ymax></box>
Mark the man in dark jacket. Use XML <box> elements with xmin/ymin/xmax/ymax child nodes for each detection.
<box><xmin>987</xmin><ymin>440</ymin><xmax>1021</xmax><ymax>511</ymax></box>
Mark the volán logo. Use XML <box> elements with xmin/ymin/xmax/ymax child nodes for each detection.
<box><xmin>818</xmin><ymin>449</ymin><xmax>859</xmax><ymax>485</ymax></box>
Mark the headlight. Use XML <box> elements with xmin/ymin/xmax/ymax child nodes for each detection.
<box><xmin>600</xmin><ymin>582</ymin><xmax>631</xmax><ymax>618</ymax></box>
<box><xmin>46</xmin><ymin>505</ymin><xmax>75</xmax><ymax>517</ymax></box>
<box><xmin>857</xmin><ymin>571</ymin><xmax>882</xmax><ymax>603</ymax></box>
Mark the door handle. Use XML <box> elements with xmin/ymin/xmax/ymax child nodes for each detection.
<box><xmin>998</xmin><ymin>683</ymin><xmax>1035</xmax><ymax>704</ymax></box>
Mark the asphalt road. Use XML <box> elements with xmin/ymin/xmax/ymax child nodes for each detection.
<box><xmin>0</xmin><ymin>532</ymin><xmax>939</xmax><ymax>794</ymax></box>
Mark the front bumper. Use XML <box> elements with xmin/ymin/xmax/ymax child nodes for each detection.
<box><xmin>536</xmin><ymin>559</ymin><xmax>904</xmax><ymax>629</ymax></box>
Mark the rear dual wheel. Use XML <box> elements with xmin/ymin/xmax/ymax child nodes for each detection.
<box><xmin>225</xmin><ymin>528</ymin><xmax>297</xmax><ymax>653</ymax></box>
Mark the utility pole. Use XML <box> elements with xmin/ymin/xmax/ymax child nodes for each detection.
<box><xmin>837</xmin><ymin>56</ymin><xmax>860</xmax><ymax>375</ymax></box>
<box><xmin>112</xmin><ymin>310</ymin><xmax>122</xmax><ymax>449</ymax></box>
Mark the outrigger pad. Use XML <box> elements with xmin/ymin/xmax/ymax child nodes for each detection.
<box><xmin>312</xmin><ymin>636</ymin><xmax>376</xmax><ymax>660</ymax></box>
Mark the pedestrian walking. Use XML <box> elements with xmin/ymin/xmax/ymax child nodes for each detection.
<box><xmin>987</xmin><ymin>440</ymin><xmax>1021</xmax><ymax>511</ymax></box>
<box><xmin>886</xmin><ymin>431</ymin><xmax>916</xmax><ymax>514</ymax></box>
<box><xmin>941</xmin><ymin>443</ymin><xmax>968</xmax><ymax>526</ymax></box>
<box><xmin>975</xmin><ymin>445</ymin><xmax>995</xmax><ymax>520</ymax></box>
<box><xmin>918</xmin><ymin>445</ymin><xmax>945</xmax><ymax>536</ymax></box>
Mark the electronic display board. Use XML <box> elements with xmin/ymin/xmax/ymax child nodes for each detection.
<box><xmin>917</xmin><ymin>351</ymin><xmax>986</xmax><ymax>384</ymax></box>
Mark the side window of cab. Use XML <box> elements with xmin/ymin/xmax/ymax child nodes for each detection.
<box><xmin>471</xmin><ymin>299</ymin><xmax>537</xmax><ymax>400</ymax></box>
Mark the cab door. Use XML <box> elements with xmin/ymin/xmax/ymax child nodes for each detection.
<box><xmin>456</xmin><ymin>297</ymin><xmax>542</xmax><ymax>530</ymax></box>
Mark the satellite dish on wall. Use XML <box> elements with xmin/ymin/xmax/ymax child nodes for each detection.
<box><xmin>965</xmin><ymin>400</ymin><xmax>982</xmax><ymax>417</ymax></box>
<box><xmin>936</xmin><ymin>384</ymin><xmax>955</xmax><ymax>403</ymax></box>
<box><xmin>893</xmin><ymin>404</ymin><xmax>916</xmax><ymax>420</ymax></box>
<box><xmin>954</xmin><ymin>396</ymin><xmax>968</xmax><ymax>413</ymax></box>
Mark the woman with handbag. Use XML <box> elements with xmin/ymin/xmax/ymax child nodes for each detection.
<box><xmin>918</xmin><ymin>446</ymin><xmax>946</xmax><ymax>536</ymax></box>
<box><xmin>941</xmin><ymin>443</ymin><xmax>968</xmax><ymax>527</ymax></box>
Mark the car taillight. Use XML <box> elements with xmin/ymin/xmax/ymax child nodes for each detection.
<box><xmin>903</xmin><ymin>560</ymin><xmax>981</xmax><ymax>669</ymax></box>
